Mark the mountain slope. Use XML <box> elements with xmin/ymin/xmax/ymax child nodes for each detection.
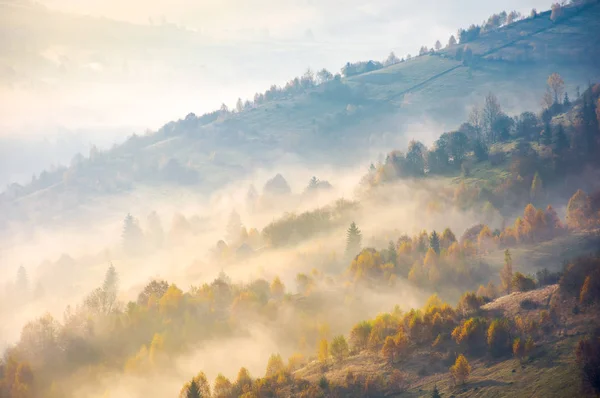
<box><xmin>2</xmin><ymin>2</ymin><xmax>600</xmax><ymax>227</ymax></box>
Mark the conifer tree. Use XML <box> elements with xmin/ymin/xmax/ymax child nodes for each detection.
<box><xmin>346</xmin><ymin>222</ymin><xmax>362</xmax><ymax>256</ymax></box>
<box><xmin>186</xmin><ymin>380</ymin><xmax>201</xmax><ymax>398</ymax></box>
<box><xmin>553</xmin><ymin>123</ymin><xmax>569</xmax><ymax>153</ymax></box>
<box><xmin>429</xmin><ymin>231</ymin><xmax>440</xmax><ymax>254</ymax></box>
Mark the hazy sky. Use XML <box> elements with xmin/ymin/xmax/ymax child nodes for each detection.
<box><xmin>0</xmin><ymin>0</ymin><xmax>551</xmax><ymax>136</ymax></box>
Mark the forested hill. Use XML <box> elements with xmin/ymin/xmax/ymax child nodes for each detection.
<box><xmin>2</xmin><ymin>1</ymin><xmax>600</xmax><ymax>226</ymax></box>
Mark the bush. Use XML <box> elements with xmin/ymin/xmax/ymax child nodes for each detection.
<box><xmin>489</xmin><ymin>151</ymin><xmax>507</xmax><ymax>166</ymax></box>
<box><xmin>536</xmin><ymin>268</ymin><xmax>562</xmax><ymax>286</ymax></box>
<box><xmin>318</xmin><ymin>376</ymin><xmax>329</xmax><ymax>390</ymax></box>
<box><xmin>560</xmin><ymin>256</ymin><xmax>600</xmax><ymax>299</ymax></box>
<box><xmin>520</xmin><ymin>298</ymin><xmax>538</xmax><ymax>310</ymax></box>
<box><xmin>513</xmin><ymin>272</ymin><xmax>536</xmax><ymax>292</ymax></box>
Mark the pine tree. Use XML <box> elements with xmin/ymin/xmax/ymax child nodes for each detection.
<box><xmin>226</xmin><ymin>211</ymin><xmax>242</xmax><ymax>244</ymax></box>
<box><xmin>582</xmin><ymin>84</ymin><xmax>600</xmax><ymax>155</ymax></box>
<box><xmin>16</xmin><ymin>265</ymin><xmax>28</xmax><ymax>293</ymax></box>
<box><xmin>542</xmin><ymin>119</ymin><xmax>552</xmax><ymax>145</ymax></box>
<box><xmin>122</xmin><ymin>213</ymin><xmax>143</xmax><ymax>255</ymax></box>
<box><xmin>387</xmin><ymin>241</ymin><xmax>397</xmax><ymax>265</ymax></box>
<box><xmin>553</xmin><ymin>123</ymin><xmax>569</xmax><ymax>153</ymax></box>
<box><xmin>346</xmin><ymin>222</ymin><xmax>362</xmax><ymax>256</ymax></box>
<box><xmin>431</xmin><ymin>384</ymin><xmax>442</xmax><ymax>398</ymax></box>
<box><xmin>563</xmin><ymin>92</ymin><xmax>570</xmax><ymax>107</ymax></box>
<box><xmin>501</xmin><ymin>249</ymin><xmax>514</xmax><ymax>294</ymax></box>
<box><xmin>186</xmin><ymin>380</ymin><xmax>201</xmax><ymax>398</ymax></box>
<box><xmin>429</xmin><ymin>231</ymin><xmax>440</xmax><ymax>254</ymax></box>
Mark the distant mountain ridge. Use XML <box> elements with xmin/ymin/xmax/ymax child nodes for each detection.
<box><xmin>2</xmin><ymin>1</ymin><xmax>600</xmax><ymax>228</ymax></box>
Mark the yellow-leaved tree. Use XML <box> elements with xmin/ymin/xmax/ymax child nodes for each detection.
<box><xmin>450</xmin><ymin>354</ymin><xmax>471</xmax><ymax>385</ymax></box>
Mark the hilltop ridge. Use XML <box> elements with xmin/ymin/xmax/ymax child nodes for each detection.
<box><xmin>2</xmin><ymin>1</ymin><xmax>600</xmax><ymax>228</ymax></box>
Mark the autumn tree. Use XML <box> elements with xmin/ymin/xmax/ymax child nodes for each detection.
<box><xmin>566</xmin><ymin>190</ymin><xmax>591</xmax><ymax>229</ymax></box>
<box><xmin>84</xmin><ymin>264</ymin><xmax>119</xmax><ymax>315</ymax></box>
<box><xmin>213</xmin><ymin>374</ymin><xmax>233</xmax><ymax>398</ymax></box>
<box><xmin>450</xmin><ymin>354</ymin><xmax>471</xmax><ymax>385</ymax></box>
<box><xmin>530</xmin><ymin>172</ymin><xmax>544</xmax><ymax>204</ymax></box>
<box><xmin>513</xmin><ymin>337</ymin><xmax>524</xmax><ymax>361</ymax></box>
<box><xmin>137</xmin><ymin>279</ymin><xmax>169</xmax><ymax>306</ymax></box>
<box><xmin>350</xmin><ymin>321</ymin><xmax>372</xmax><ymax>351</ymax></box>
<box><xmin>381</xmin><ymin>336</ymin><xmax>396</xmax><ymax>364</ymax></box>
<box><xmin>441</xmin><ymin>228</ymin><xmax>457</xmax><ymax>249</ymax></box>
<box><xmin>512</xmin><ymin>272</ymin><xmax>536</xmax><ymax>292</ymax></box>
<box><xmin>547</xmin><ymin>73</ymin><xmax>565</xmax><ymax>104</ymax></box>
<box><xmin>265</xmin><ymin>354</ymin><xmax>285</xmax><ymax>377</ymax></box>
<box><xmin>270</xmin><ymin>276</ymin><xmax>285</xmax><ymax>299</ymax></box>
<box><xmin>318</xmin><ymin>339</ymin><xmax>329</xmax><ymax>363</ymax></box>
<box><xmin>501</xmin><ymin>249</ymin><xmax>514</xmax><ymax>294</ymax></box>
<box><xmin>346</xmin><ymin>222</ymin><xmax>362</xmax><ymax>257</ymax></box>
<box><xmin>487</xmin><ymin>319</ymin><xmax>511</xmax><ymax>357</ymax></box>
<box><xmin>330</xmin><ymin>335</ymin><xmax>349</xmax><ymax>363</ymax></box>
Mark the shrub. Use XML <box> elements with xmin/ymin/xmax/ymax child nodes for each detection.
<box><xmin>489</xmin><ymin>151</ymin><xmax>507</xmax><ymax>166</ymax></box>
<box><xmin>560</xmin><ymin>256</ymin><xmax>600</xmax><ymax>298</ymax></box>
<box><xmin>513</xmin><ymin>272</ymin><xmax>536</xmax><ymax>292</ymax></box>
<box><xmin>520</xmin><ymin>298</ymin><xmax>538</xmax><ymax>310</ymax></box>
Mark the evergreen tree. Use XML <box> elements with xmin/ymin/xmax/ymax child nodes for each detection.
<box><xmin>563</xmin><ymin>92</ymin><xmax>570</xmax><ymax>107</ymax></box>
<box><xmin>542</xmin><ymin>119</ymin><xmax>552</xmax><ymax>145</ymax></box>
<box><xmin>501</xmin><ymin>249</ymin><xmax>514</xmax><ymax>294</ymax></box>
<box><xmin>186</xmin><ymin>380</ymin><xmax>201</xmax><ymax>398</ymax></box>
<box><xmin>16</xmin><ymin>265</ymin><xmax>28</xmax><ymax>293</ymax></box>
<box><xmin>346</xmin><ymin>222</ymin><xmax>362</xmax><ymax>256</ymax></box>
<box><xmin>473</xmin><ymin>139</ymin><xmax>489</xmax><ymax>162</ymax></box>
<box><xmin>226</xmin><ymin>210</ymin><xmax>243</xmax><ymax>244</ymax></box>
<box><xmin>122</xmin><ymin>213</ymin><xmax>143</xmax><ymax>255</ymax></box>
<box><xmin>553</xmin><ymin>123</ymin><xmax>569</xmax><ymax>153</ymax></box>
<box><xmin>429</xmin><ymin>231</ymin><xmax>440</xmax><ymax>254</ymax></box>
<box><xmin>582</xmin><ymin>85</ymin><xmax>599</xmax><ymax>155</ymax></box>
<box><xmin>431</xmin><ymin>384</ymin><xmax>442</xmax><ymax>398</ymax></box>
<box><xmin>387</xmin><ymin>240</ymin><xmax>397</xmax><ymax>265</ymax></box>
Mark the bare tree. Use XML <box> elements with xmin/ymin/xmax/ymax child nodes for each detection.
<box><xmin>547</xmin><ymin>73</ymin><xmax>565</xmax><ymax>104</ymax></box>
<box><xmin>468</xmin><ymin>106</ymin><xmax>483</xmax><ymax>140</ymax></box>
<box><xmin>482</xmin><ymin>93</ymin><xmax>502</xmax><ymax>143</ymax></box>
